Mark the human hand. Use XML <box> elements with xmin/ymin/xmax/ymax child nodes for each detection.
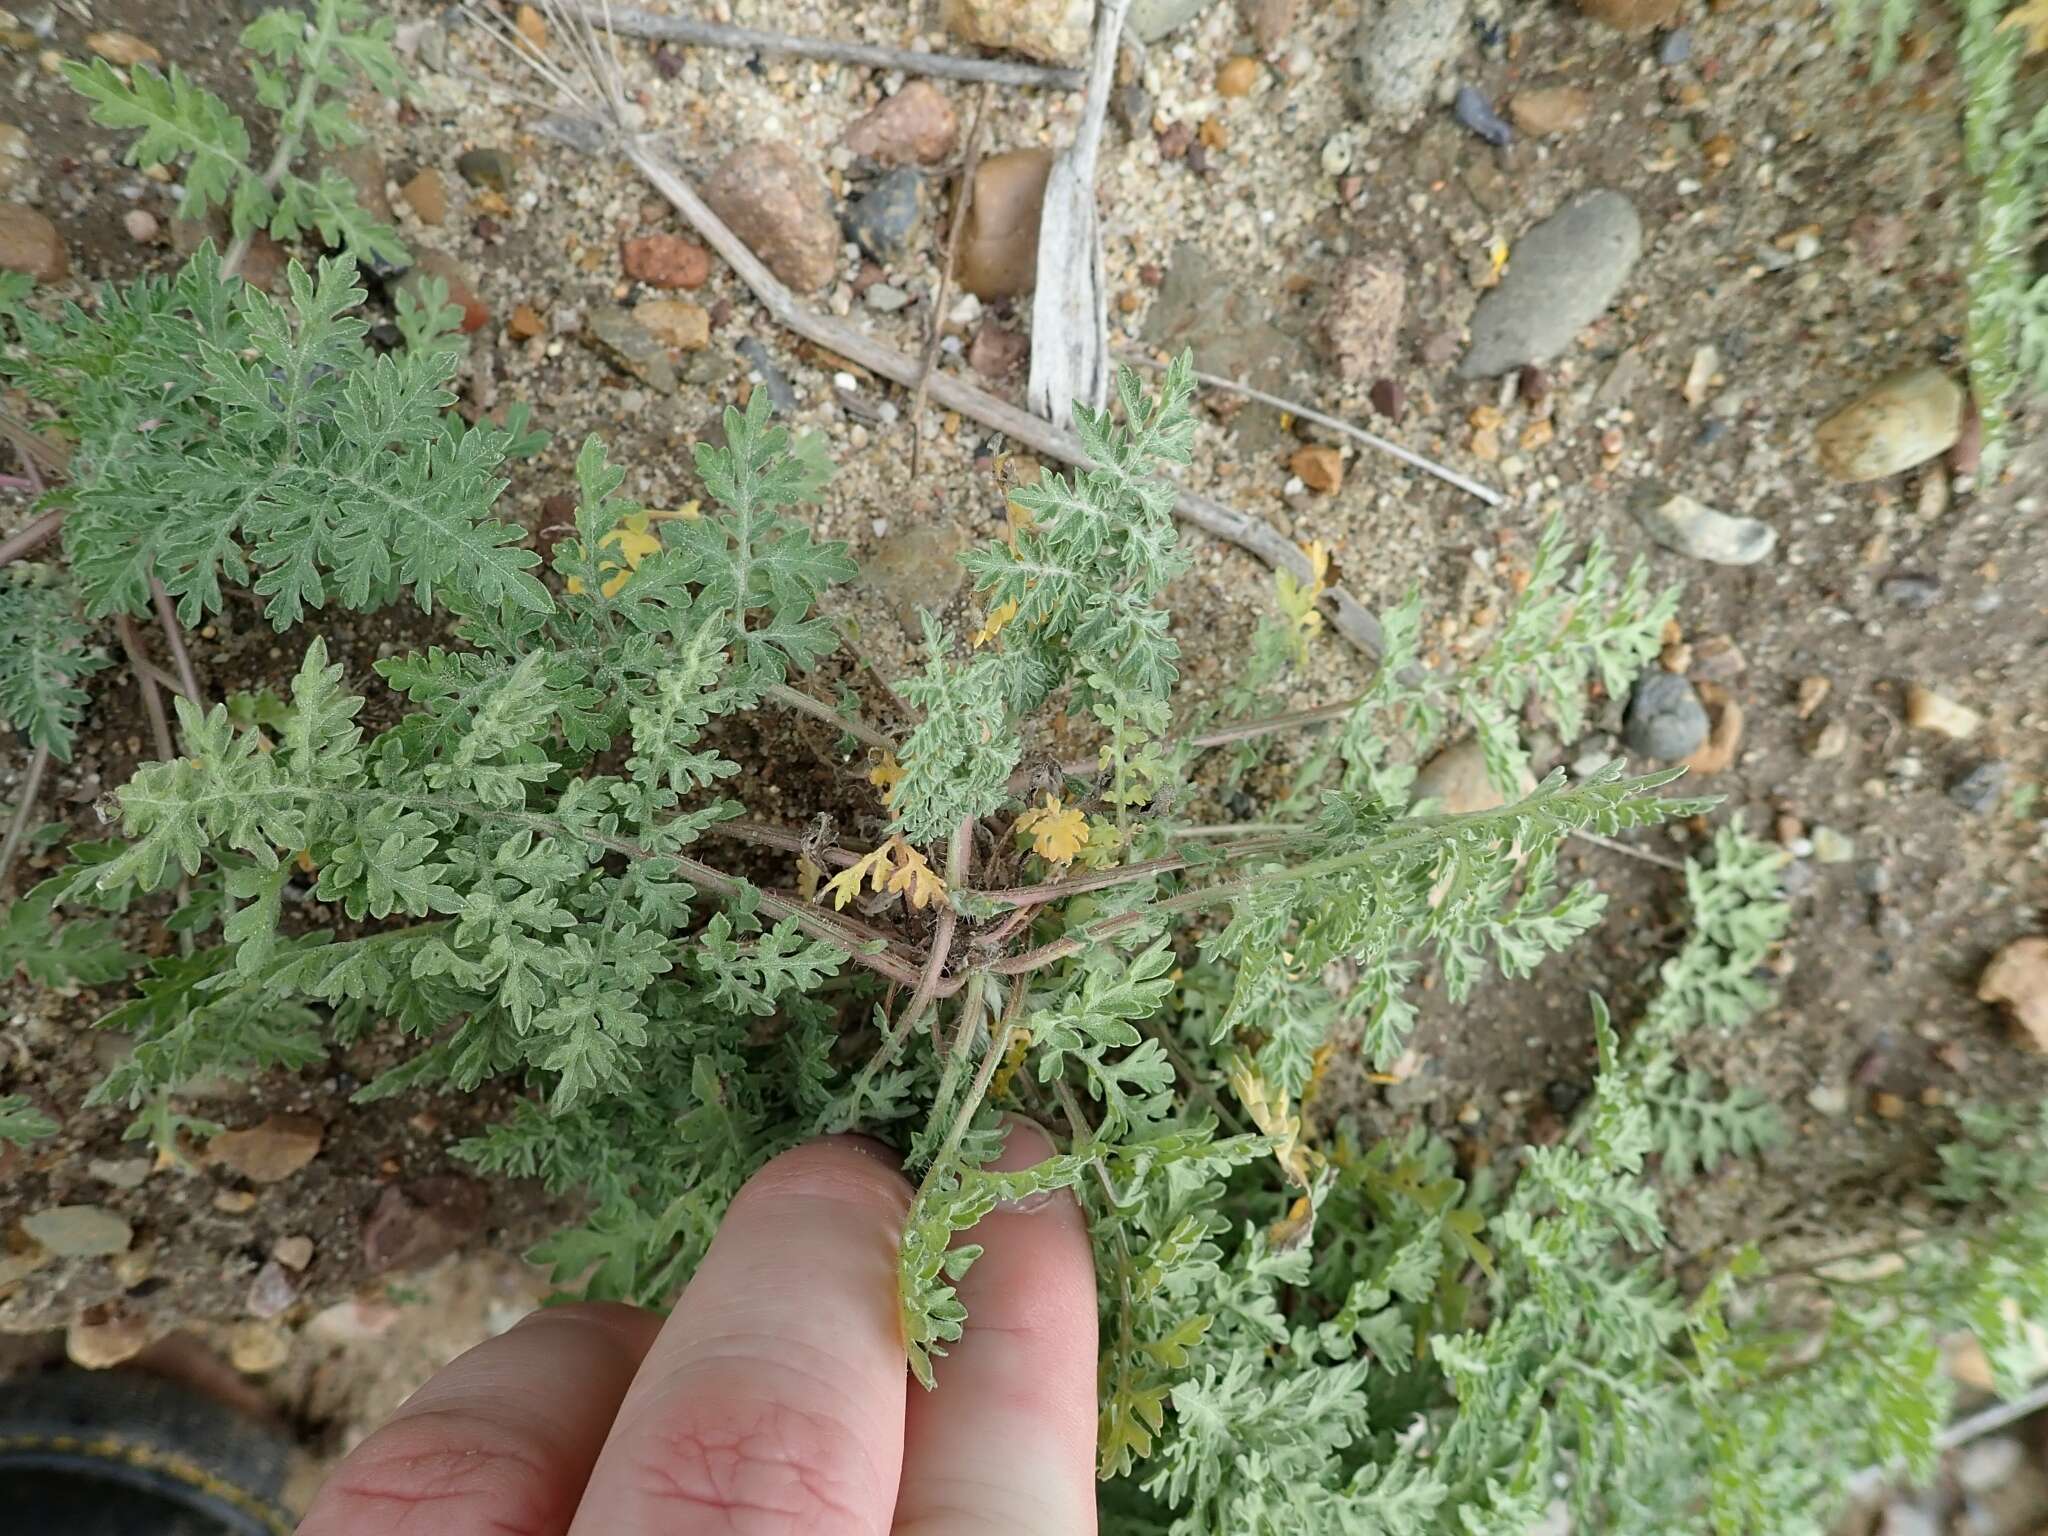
<box><xmin>298</xmin><ymin>1121</ymin><xmax>1098</xmax><ymax>1535</ymax></box>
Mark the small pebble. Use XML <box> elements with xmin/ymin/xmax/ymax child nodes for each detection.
<box><xmin>1806</xmin><ymin>1083</ymin><xmax>1850</xmax><ymax>1117</ymax></box>
<box><xmin>1947</xmin><ymin>760</ymin><xmax>2008</xmax><ymax>816</ymax></box>
<box><xmin>1624</xmin><ymin>671</ymin><xmax>1709</xmax><ymax>760</ymax></box>
<box><xmin>1452</xmin><ymin>85</ymin><xmax>1513</xmax><ymax>147</ymax></box>
<box><xmin>122</xmin><ymin>208</ymin><xmax>159</xmax><ymax>244</ymax></box>
<box><xmin>1813</xmin><ymin>826</ymin><xmax>1856</xmax><ymax>864</ymax></box>
<box><xmin>1905</xmin><ymin>684</ymin><xmax>1981</xmax><ymax>741</ymax></box>
<box><xmin>1657</xmin><ymin>28</ymin><xmax>1693</xmax><ymax>65</ymax></box>
<box><xmin>455</xmin><ymin>146</ymin><xmax>517</xmax><ymax>193</ymax></box>
<box><xmin>1879</xmin><ymin>572</ymin><xmax>1941</xmax><ymax>611</ymax></box>
<box><xmin>1217</xmin><ymin>56</ymin><xmax>1262</xmax><ymax>97</ymax></box>
<box><xmin>1632</xmin><ymin>484</ymin><xmax>1776</xmax><ymax>566</ymax></box>
<box><xmin>21</xmin><ymin>1204</ymin><xmax>133</xmax><ymax>1257</ymax></box>
<box><xmin>1794</xmin><ymin>676</ymin><xmax>1831</xmax><ymax>720</ymax></box>
<box><xmin>273</xmin><ymin>1235</ymin><xmax>315</xmax><ymax>1271</ymax></box>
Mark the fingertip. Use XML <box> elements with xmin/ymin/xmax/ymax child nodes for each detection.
<box><xmin>894</xmin><ymin>1115</ymin><xmax>1099</xmax><ymax>1534</ymax></box>
<box><xmin>726</xmin><ymin>1135</ymin><xmax>914</xmax><ymax>1225</ymax></box>
<box><xmin>566</xmin><ymin>1136</ymin><xmax>916</xmax><ymax>1536</ymax></box>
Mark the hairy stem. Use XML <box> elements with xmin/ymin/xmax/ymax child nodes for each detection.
<box><xmin>222</xmin><ymin>0</ymin><xmax>340</xmax><ymax>279</ymax></box>
<box><xmin>150</xmin><ymin>578</ymin><xmax>203</xmax><ymax>704</ymax></box>
<box><xmin>0</xmin><ymin>506</ymin><xmax>65</xmax><ymax>570</ymax></box>
<box><xmin>0</xmin><ymin>741</ymin><xmax>51</xmax><ymax>893</ymax></box>
<box><xmin>113</xmin><ymin>613</ymin><xmax>195</xmax><ymax>954</ymax></box>
<box><xmin>965</xmin><ymin>835</ymin><xmax>1289</xmax><ymax>911</ymax></box>
<box><xmin>113</xmin><ymin>615</ymin><xmax>175</xmax><ymax>765</ymax></box>
<box><xmin>926</xmin><ymin>992</ymin><xmax>1009</xmax><ymax>1179</ymax></box>
<box><xmin>713</xmin><ymin>817</ymin><xmax>860</xmax><ymax>870</ymax></box>
<box><xmin>766</xmin><ymin>681</ymin><xmax>896</xmax><ymax>752</ymax></box>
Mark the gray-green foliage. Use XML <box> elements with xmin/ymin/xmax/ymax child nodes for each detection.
<box><xmin>66</xmin><ymin>0</ymin><xmax>408</xmax><ymax>268</ymax></box>
<box><xmin>2</xmin><ymin>251</ymin><xmax>544</xmax><ymax>632</ymax></box>
<box><xmin>1833</xmin><ymin>0</ymin><xmax>2048</xmax><ymax>468</ymax></box>
<box><xmin>24</xmin><ymin>329</ymin><xmax>2047</xmax><ymax>1536</ymax></box>
<box><xmin>0</xmin><ymin>876</ymin><xmax>135</xmax><ymax>990</ymax></box>
<box><xmin>0</xmin><ymin>1093</ymin><xmax>58</xmax><ymax>1146</ymax></box>
<box><xmin>0</xmin><ymin>566</ymin><xmax>108</xmax><ymax>760</ymax></box>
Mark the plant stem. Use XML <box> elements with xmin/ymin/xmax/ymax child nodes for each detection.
<box><xmin>1570</xmin><ymin>828</ymin><xmax>1687</xmax><ymax>873</ymax></box>
<box><xmin>713</xmin><ymin>817</ymin><xmax>860</xmax><ymax>870</ymax></box>
<box><xmin>114</xmin><ymin>612</ymin><xmax>195</xmax><ymax>954</ymax></box>
<box><xmin>113</xmin><ymin>615</ymin><xmax>175</xmax><ymax>765</ymax></box>
<box><xmin>965</xmin><ymin>827</ymin><xmax>1311</xmax><ymax>911</ymax></box>
<box><xmin>222</xmin><ymin>0</ymin><xmax>340</xmax><ymax>279</ymax></box>
<box><xmin>150</xmin><ymin>578</ymin><xmax>202</xmax><ymax>703</ymax></box>
<box><xmin>912</xmin><ymin>82</ymin><xmax>992</xmax><ymax>479</ymax></box>
<box><xmin>926</xmin><ymin>994</ymin><xmax>1009</xmax><ymax>1178</ymax></box>
<box><xmin>0</xmin><ymin>741</ymin><xmax>51</xmax><ymax>894</ymax></box>
<box><xmin>1186</xmin><ymin>697</ymin><xmax>1363</xmax><ymax>753</ymax></box>
<box><xmin>1040</xmin><ymin>697</ymin><xmax>1362</xmax><ymax>783</ymax></box>
<box><xmin>766</xmin><ymin>682</ymin><xmax>896</xmax><ymax>752</ymax></box>
<box><xmin>977</xmin><ymin>810</ymin><xmax>1523</xmax><ymax>980</ymax></box>
<box><xmin>0</xmin><ymin>506</ymin><xmax>64</xmax><ymax>569</ymax></box>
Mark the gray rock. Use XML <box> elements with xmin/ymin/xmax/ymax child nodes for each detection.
<box><xmin>1631</xmin><ymin>484</ymin><xmax>1777</xmax><ymax>565</ymax></box>
<box><xmin>866</xmin><ymin>523</ymin><xmax>967</xmax><ymax>633</ymax></box>
<box><xmin>22</xmin><ymin>1204</ymin><xmax>133</xmax><ymax>1258</ymax></box>
<box><xmin>1460</xmin><ymin>190</ymin><xmax>1644</xmax><ymax>378</ymax></box>
<box><xmin>1350</xmin><ymin>0</ymin><xmax>1469</xmax><ymax>127</ymax></box>
<box><xmin>584</xmin><ymin>307</ymin><xmax>678</xmax><ymax>394</ymax></box>
<box><xmin>247</xmin><ymin>1260</ymin><xmax>298</xmax><ymax>1320</ymax></box>
<box><xmin>1949</xmin><ymin>760</ymin><xmax>2009</xmax><ymax>816</ymax></box>
<box><xmin>1114</xmin><ymin>84</ymin><xmax>1153</xmax><ymax>138</ymax></box>
<box><xmin>1813</xmin><ymin>826</ymin><xmax>1856</xmax><ymax>865</ymax></box>
<box><xmin>846</xmin><ymin>168</ymin><xmax>927</xmax><ymax>265</ymax></box>
<box><xmin>455</xmin><ymin>147</ymin><xmax>516</xmax><ymax>192</ymax></box>
<box><xmin>1624</xmin><ymin>671</ymin><xmax>1709</xmax><ymax>760</ymax></box>
<box><xmin>1129</xmin><ymin>0</ymin><xmax>1223</xmax><ymax>41</ymax></box>
<box><xmin>1957</xmin><ymin>1437</ymin><xmax>2024</xmax><ymax>1498</ymax></box>
<box><xmin>736</xmin><ymin>337</ymin><xmax>795</xmax><ymax>412</ymax></box>
<box><xmin>1569</xmin><ymin>735</ymin><xmax>1618</xmax><ymax>779</ymax></box>
<box><xmin>1143</xmin><ymin>242</ymin><xmax>1309</xmax><ymax>450</ymax></box>
<box><xmin>88</xmin><ymin>1157</ymin><xmax>152</xmax><ymax>1191</ymax></box>
<box><xmin>1879</xmin><ymin>572</ymin><xmax>1941</xmax><ymax>610</ymax></box>
<box><xmin>1657</xmin><ymin>27</ymin><xmax>1692</xmax><ymax>65</ymax></box>
<box><xmin>864</xmin><ymin>282</ymin><xmax>912</xmax><ymax>313</ymax></box>
<box><xmin>1453</xmin><ymin>85</ymin><xmax>1512</xmax><ymax>146</ymax></box>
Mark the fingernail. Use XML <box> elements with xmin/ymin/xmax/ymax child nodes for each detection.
<box><xmin>818</xmin><ymin>1132</ymin><xmax>904</xmax><ymax>1168</ymax></box>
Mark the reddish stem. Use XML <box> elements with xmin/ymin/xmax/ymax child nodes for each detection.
<box><xmin>0</xmin><ymin>507</ymin><xmax>64</xmax><ymax>569</ymax></box>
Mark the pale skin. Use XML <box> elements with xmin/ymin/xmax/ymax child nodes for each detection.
<box><xmin>298</xmin><ymin>1121</ymin><xmax>1099</xmax><ymax>1536</ymax></box>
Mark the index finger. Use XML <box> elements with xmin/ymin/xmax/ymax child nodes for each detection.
<box><xmin>568</xmin><ymin>1137</ymin><xmax>913</xmax><ymax>1536</ymax></box>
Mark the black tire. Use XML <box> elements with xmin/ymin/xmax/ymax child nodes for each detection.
<box><xmin>0</xmin><ymin>1367</ymin><xmax>294</xmax><ymax>1536</ymax></box>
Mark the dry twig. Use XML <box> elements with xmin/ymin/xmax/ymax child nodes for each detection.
<box><xmin>1027</xmin><ymin>0</ymin><xmax>1130</xmax><ymax>427</ymax></box>
<box><xmin>1116</xmin><ymin>353</ymin><xmax>1507</xmax><ymax>509</ymax></box>
<box><xmin>484</xmin><ymin>3</ymin><xmax>1384</xmax><ymax>660</ymax></box>
<box><xmin>558</xmin><ymin>2</ymin><xmax>1085</xmax><ymax>89</ymax></box>
<box><xmin>911</xmin><ymin>81</ymin><xmax>993</xmax><ymax>479</ymax></box>
<box><xmin>0</xmin><ymin>507</ymin><xmax>64</xmax><ymax>569</ymax></box>
<box><xmin>0</xmin><ymin>742</ymin><xmax>50</xmax><ymax>894</ymax></box>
